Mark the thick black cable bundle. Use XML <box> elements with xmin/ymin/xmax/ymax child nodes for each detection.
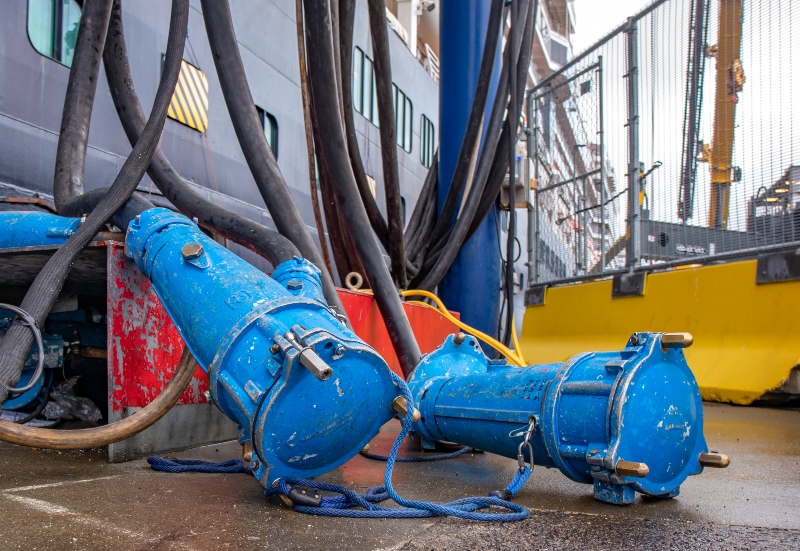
<box><xmin>409</xmin><ymin>0</ymin><xmax>536</xmax><ymax>291</ymax></box>
<box><xmin>199</xmin><ymin>0</ymin><xmax>345</xmax><ymax>316</ymax></box>
<box><xmin>302</xmin><ymin>0</ymin><xmax>421</xmax><ymax>377</ymax></box>
<box><xmin>102</xmin><ymin>0</ymin><xmax>299</xmax><ymax>267</ymax></box>
<box><xmin>421</xmin><ymin>0</ymin><xmax>505</xmax><ymax>251</ymax></box>
<box><xmin>0</xmin><ymin>0</ymin><xmax>190</xmax><ymax>404</ymax></box>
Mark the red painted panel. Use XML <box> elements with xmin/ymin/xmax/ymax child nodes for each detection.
<box><xmin>107</xmin><ymin>243</ymin><xmax>459</xmax><ymax>411</ymax></box>
<box><xmin>107</xmin><ymin>243</ymin><xmax>206</xmax><ymax>411</ymax></box>
<box><xmin>339</xmin><ymin>289</ymin><xmax>459</xmax><ymax>376</ymax></box>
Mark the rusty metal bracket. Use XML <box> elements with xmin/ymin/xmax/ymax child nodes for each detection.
<box><xmin>524</xmin><ymin>285</ymin><xmax>547</xmax><ymax>306</ymax></box>
<box><xmin>612</xmin><ymin>272</ymin><xmax>645</xmax><ymax>298</ymax></box>
<box><xmin>756</xmin><ymin>249</ymin><xmax>800</xmax><ymax>285</ymax></box>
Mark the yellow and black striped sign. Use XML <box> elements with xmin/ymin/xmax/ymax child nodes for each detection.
<box><xmin>168</xmin><ymin>60</ymin><xmax>209</xmax><ymax>132</ymax></box>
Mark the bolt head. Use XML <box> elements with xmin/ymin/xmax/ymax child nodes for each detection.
<box><xmin>286</xmin><ymin>279</ymin><xmax>303</xmax><ymax>290</ymax></box>
<box><xmin>453</xmin><ymin>332</ymin><xmax>467</xmax><ymax>345</ymax></box>
<box><xmin>181</xmin><ymin>241</ymin><xmax>204</xmax><ymax>260</ymax></box>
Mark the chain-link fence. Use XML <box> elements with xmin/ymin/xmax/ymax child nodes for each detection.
<box><xmin>527</xmin><ymin>0</ymin><xmax>800</xmax><ymax>287</ymax></box>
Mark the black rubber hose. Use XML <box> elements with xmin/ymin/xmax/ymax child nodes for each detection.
<box><xmin>199</xmin><ymin>0</ymin><xmax>345</xmax><ymax>317</ymax></box>
<box><xmin>64</xmin><ymin>188</ymin><xmax>154</xmax><ymax>229</ymax></box>
<box><xmin>13</xmin><ymin>388</ymin><xmax>51</xmax><ymax>425</ymax></box>
<box><xmin>410</xmin><ymin>0</ymin><xmax>533</xmax><ymax>289</ymax></box>
<box><xmin>403</xmin><ymin>149</ymin><xmax>439</xmax><ymax>249</ymax></box>
<box><xmin>102</xmin><ymin>0</ymin><xmax>299</xmax><ymax>267</ymax></box>
<box><xmin>303</xmin><ymin>0</ymin><xmax>421</xmax><ymax>377</ymax></box>
<box><xmin>504</xmin><ymin>0</ymin><xmax>520</xmax><ymax>347</ymax></box>
<box><xmin>366</xmin><ymin>0</ymin><xmax>407</xmax><ymax>288</ymax></box>
<box><xmin>0</xmin><ymin>0</ymin><xmax>189</xmax><ymax>405</ymax></box>
<box><xmin>52</xmin><ymin>0</ymin><xmax>114</xmax><ymax>212</ymax></box>
<box><xmin>418</xmin><ymin>0</ymin><xmax>503</xmax><ymax>252</ymax></box>
<box><xmin>338</xmin><ymin>0</ymin><xmax>390</xmax><ymax>251</ymax></box>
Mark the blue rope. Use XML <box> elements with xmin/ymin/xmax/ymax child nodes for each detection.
<box><xmin>147</xmin><ymin>457</ymin><xmax>251</xmax><ymax>474</ymax></box>
<box><xmin>148</xmin><ymin>372</ymin><xmax>531</xmax><ymax>521</ymax></box>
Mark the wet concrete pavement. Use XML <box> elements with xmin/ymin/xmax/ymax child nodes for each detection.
<box><xmin>0</xmin><ymin>402</ymin><xmax>798</xmax><ymax>550</ymax></box>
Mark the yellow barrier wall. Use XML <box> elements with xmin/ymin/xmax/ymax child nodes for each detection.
<box><xmin>520</xmin><ymin>260</ymin><xmax>800</xmax><ymax>404</ymax></box>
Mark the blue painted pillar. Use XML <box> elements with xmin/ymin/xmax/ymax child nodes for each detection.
<box><xmin>438</xmin><ymin>0</ymin><xmax>502</xmax><ymax>344</ymax></box>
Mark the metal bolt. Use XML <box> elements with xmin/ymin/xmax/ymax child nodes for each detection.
<box><xmin>615</xmin><ymin>459</ymin><xmax>649</xmax><ymax>478</ymax></box>
<box><xmin>661</xmin><ymin>332</ymin><xmax>694</xmax><ymax>350</ymax></box>
<box><xmin>628</xmin><ymin>334</ymin><xmax>640</xmax><ymax>346</ymax></box>
<box><xmin>270</xmin><ymin>343</ymin><xmax>281</xmax><ymax>354</ymax></box>
<box><xmin>251</xmin><ymin>459</ymin><xmax>260</xmax><ymax>471</ymax></box>
<box><xmin>181</xmin><ymin>242</ymin><xmax>204</xmax><ymax>260</ymax></box>
<box><xmin>286</xmin><ymin>279</ymin><xmax>303</xmax><ymax>290</ymax></box>
<box><xmin>334</xmin><ymin>344</ymin><xmax>346</xmax><ymax>358</ymax></box>
<box><xmin>453</xmin><ymin>332</ymin><xmax>467</xmax><ymax>345</ymax></box>
<box><xmin>698</xmin><ymin>451</ymin><xmax>730</xmax><ymax>468</ymax></box>
<box><xmin>242</xmin><ymin>442</ymin><xmax>253</xmax><ymax>462</ymax></box>
<box><xmin>391</xmin><ymin>396</ymin><xmax>421</xmax><ymax>422</ymax></box>
<box><xmin>271</xmin><ymin>480</ymin><xmax>293</xmax><ymax>508</ymax></box>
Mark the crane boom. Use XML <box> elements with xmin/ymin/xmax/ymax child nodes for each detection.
<box><xmin>708</xmin><ymin>0</ymin><xmax>745</xmax><ymax>229</ymax></box>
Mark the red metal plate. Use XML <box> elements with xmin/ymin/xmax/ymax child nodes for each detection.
<box><xmin>338</xmin><ymin>289</ymin><xmax>459</xmax><ymax>376</ymax></box>
<box><xmin>107</xmin><ymin>243</ymin><xmax>460</xmax><ymax>412</ymax></box>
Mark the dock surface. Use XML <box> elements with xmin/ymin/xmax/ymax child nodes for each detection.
<box><xmin>1</xmin><ymin>402</ymin><xmax>798</xmax><ymax>550</ymax></box>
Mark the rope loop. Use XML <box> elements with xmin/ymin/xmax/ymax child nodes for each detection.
<box><xmin>149</xmin><ymin>372</ymin><xmax>532</xmax><ymax>521</ymax></box>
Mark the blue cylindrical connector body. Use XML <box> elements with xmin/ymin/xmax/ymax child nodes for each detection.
<box><xmin>0</xmin><ymin>212</ymin><xmax>79</xmax><ymax>249</ymax></box>
<box><xmin>408</xmin><ymin>332</ymin><xmax>711</xmax><ymax>505</ymax></box>
<box><xmin>126</xmin><ymin>208</ymin><xmax>397</xmax><ymax>486</ymax></box>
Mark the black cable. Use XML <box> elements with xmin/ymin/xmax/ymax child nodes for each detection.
<box><xmin>60</xmin><ymin>188</ymin><xmax>154</xmax><ymax>230</ymax></box>
<box><xmin>53</xmin><ymin>0</ymin><xmax>114</xmax><ymax>212</ymax></box>
<box><xmin>302</xmin><ymin>0</ymin><xmax>421</xmax><ymax>377</ymax></box>
<box><xmin>557</xmin><ymin>187</ymin><xmax>628</xmax><ymax>226</ymax></box>
<box><xmin>338</xmin><ymin>0</ymin><xmax>390</xmax><ymax>251</ymax></box>
<box><xmin>504</xmin><ymin>0</ymin><xmax>520</xmax><ymax>347</ymax></box>
<box><xmin>404</xmin><ymin>154</ymin><xmax>439</xmax><ymax>260</ymax></box>
<box><xmin>367</xmin><ymin>0</ymin><xmax>408</xmax><ymax>288</ymax></box>
<box><xmin>199</xmin><ymin>0</ymin><xmax>345</xmax><ymax>316</ymax></box>
<box><xmin>102</xmin><ymin>0</ymin><xmax>299</xmax><ymax>267</ymax></box>
<box><xmin>14</xmin><ymin>388</ymin><xmax>51</xmax><ymax>425</ymax></box>
<box><xmin>0</xmin><ymin>0</ymin><xmax>189</xmax><ymax>405</ymax></box>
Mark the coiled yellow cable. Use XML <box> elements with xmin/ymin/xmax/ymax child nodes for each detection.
<box><xmin>401</xmin><ymin>290</ymin><xmax>526</xmax><ymax>367</ymax></box>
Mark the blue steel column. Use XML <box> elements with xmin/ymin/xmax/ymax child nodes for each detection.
<box><xmin>438</xmin><ymin>0</ymin><xmax>502</xmax><ymax>344</ymax></box>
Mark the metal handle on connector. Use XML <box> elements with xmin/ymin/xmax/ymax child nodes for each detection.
<box><xmin>284</xmin><ymin>332</ymin><xmax>333</xmax><ymax>381</ymax></box>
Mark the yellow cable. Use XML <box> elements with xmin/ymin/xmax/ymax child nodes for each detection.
<box><xmin>510</xmin><ymin>315</ymin><xmax>526</xmax><ymax>365</ymax></box>
<box><xmin>401</xmin><ymin>290</ymin><xmax>525</xmax><ymax>367</ymax></box>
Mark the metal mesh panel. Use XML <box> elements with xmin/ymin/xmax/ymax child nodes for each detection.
<box><xmin>528</xmin><ymin>0</ymin><xmax>800</xmax><ymax>287</ymax></box>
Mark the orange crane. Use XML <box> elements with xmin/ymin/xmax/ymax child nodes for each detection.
<box><xmin>706</xmin><ymin>0</ymin><xmax>745</xmax><ymax>229</ymax></box>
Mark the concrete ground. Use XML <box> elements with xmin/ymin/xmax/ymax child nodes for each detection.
<box><xmin>0</xmin><ymin>402</ymin><xmax>798</xmax><ymax>551</ymax></box>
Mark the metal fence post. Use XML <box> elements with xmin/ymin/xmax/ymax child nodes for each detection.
<box><xmin>598</xmin><ymin>55</ymin><xmax>606</xmax><ymax>274</ymax></box>
<box><xmin>625</xmin><ymin>16</ymin><xmax>641</xmax><ymax>271</ymax></box>
<box><xmin>529</xmin><ymin>92</ymin><xmax>540</xmax><ymax>284</ymax></box>
<box><xmin>527</xmin><ymin>92</ymin><xmax>537</xmax><ymax>286</ymax></box>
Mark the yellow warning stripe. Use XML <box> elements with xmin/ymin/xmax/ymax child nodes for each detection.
<box><xmin>167</xmin><ymin>61</ymin><xmax>209</xmax><ymax>132</ymax></box>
